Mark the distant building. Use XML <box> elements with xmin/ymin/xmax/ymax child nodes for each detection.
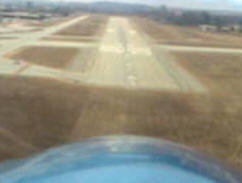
<box><xmin>219</xmin><ymin>25</ymin><xmax>241</xmax><ymax>32</ymax></box>
<box><xmin>199</xmin><ymin>25</ymin><xmax>217</xmax><ymax>32</ymax></box>
<box><xmin>199</xmin><ymin>24</ymin><xmax>242</xmax><ymax>33</ymax></box>
<box><xmin>220</xmin><ymin>26</ymin><xmax>232</xmax><ymax>32</ymax></box>
<box><xmin>231</xmin><ymin>24</ymin><xmax>241</xmax><ymax>32</ymax></box>
<box><xmin>173</xmin><ymin>10</ymin><xmax>183</xmax><ymax>17</ymax></box>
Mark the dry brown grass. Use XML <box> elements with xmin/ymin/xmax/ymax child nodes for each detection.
<box><xmin>7</xmin><ymin>46</ymin><xmax>79</xmax><ymax>69</ymax></box>
<box><xmin>0</xmin><ymin>76</ymin><xmax>242</xmax><ymax>168</ymax></box>
<box><xmin>133</xmin><ymin>17</ymin><xmax>242</xmax><ymax>48</ymax></box>
<box><xmin>172</xmin><ymin>52</ymin><xmax>242</xmax><ymax>96</ymax></box>
<box><xmin>55</xmin><ymin>15</ymin><xmax>108</xmax><ymax>37</ymax></box>
<box><xmin>171</xmin><ymin>52</ymin><xmax>242</xmax><ymax>167</ymax></box>
<box><xmin>0</xmin><ymin>76</ymin><xmax>87</xmax><ymax>161</ymax></box>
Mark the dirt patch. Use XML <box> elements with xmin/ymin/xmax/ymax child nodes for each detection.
<box><xmin>55</xmin><ymin>15</ymin><xmax>108</xmax><ymax>37</ymax></box>
<box><xmin>133</xmin><ymin>17</ymin><xmax>242</xmax><ymax>49</ymax></box>
<box><xmin>0</xmin><ymin>76</ymin><xmax>242</xmax><ymax>168</ymax></box>
<box><xmin>7</xmin><ymin>46</ymin><xmax>79</xmax><ymax>69</ymax></box>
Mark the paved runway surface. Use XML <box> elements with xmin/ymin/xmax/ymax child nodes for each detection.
<box><xmin>0</xmin><ymin>16</ymin><xmax>207</xmax><ymax>92</ymax></box>
<box><xmin>82</xmin><ymin>17</ymin><xmax>206</xmax><ymax>92</ymax></box>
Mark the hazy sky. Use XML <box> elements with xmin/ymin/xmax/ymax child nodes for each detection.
<box><xmin>54</xmin><ymin>0</ymin><xmax>242</xmax><ymax>10</ymax></box>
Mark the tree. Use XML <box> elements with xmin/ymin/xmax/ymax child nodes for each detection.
<box><xmin>201</xmin><ymin>11</ymin><xmax>211</xmax><ymax>24</ymax></box>
<box><xmin>26</xmin><ymin>1</ymin><xmax>33</xmax><ymax>9</ymax></box>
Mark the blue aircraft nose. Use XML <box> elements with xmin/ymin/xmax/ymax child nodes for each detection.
<box><xmin>0</xmin><ymin>136</ymin><xmax>241</xmax><ymax>183</ymax></box>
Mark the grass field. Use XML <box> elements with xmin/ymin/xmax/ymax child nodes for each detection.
<box><xmin>7</xmin><ymin>46</ymin><xmax>79</xmax><ymax>69</ymax></box>
<box><xmin>55</xmin><ymin>15</ymin><xmax>108</xmax><ymax>38</ymax></box>
<box><xmin>0</xmin><ymin>76</ymin><xmax>241</xmax><ymax>168</ymax></box>
<box><xmin>133</xmin><ymin>17</ymin><xmax>242</xmax><ymax>48</ymax></box>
